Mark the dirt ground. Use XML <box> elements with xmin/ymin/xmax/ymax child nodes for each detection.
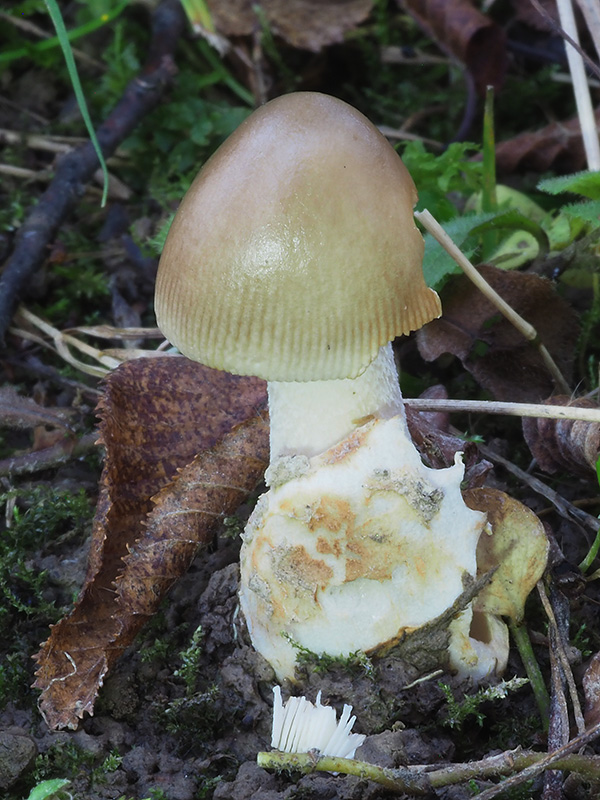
<box><xmin>1</xmin><ymin>482</ymin><xmax>597</xmax><ymax>800</ymax></box>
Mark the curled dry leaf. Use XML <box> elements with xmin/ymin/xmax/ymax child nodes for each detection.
<box><xmin>115</xmin><ymin>412</ymin><xmax>269</xmax><ymax>639</ymax></box>
<box><xmin>33</xmin><ymin>357</ymin><xmax>268</xmax><ymax>730</ymax></box>
<box><xmin>399</xmin><ymin>0</ymin><xmax>508</xmax><ymax>94</ymax></box>
<box><xmin>416</xmin><ymin>265</ymin><xmax>579</xmax><ymax>403</ymax></box>
<box><xmin>583</xmin><ymin>651</ymin><xmax>600</xmax><ymax>727</ymax></box>
<box><xmin>523</xmin><ymin>396</ymin><xmax>600</xmax><ymax>476</ymax></box>
<box><xmin>464</xmin><ymin>487</ymin><xmax>549</xmax><ymax>622</ymax></box>
<box><xmin>206</xmin><ymin>0</ymin><xmax>374</xmax><ymax>52</ymax></box>
<box><xmin>496</xmin><ymin>109</ymin><xmax>600</xmax><ymax>175</ymax></box>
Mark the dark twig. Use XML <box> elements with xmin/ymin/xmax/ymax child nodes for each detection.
<box><xmin>0</xmin><ymin>0</ymin><xmax>186</xmax><ymax>343</ymax></box>
<box><xmin>474</xmin><ymin>438</ymin><xmax>600</xmax><ymax>535</ymax></box>
<box><xmin>529</xmin><ymin>0</ymin><xmax>600</xmax><ymax>81</ymax></box>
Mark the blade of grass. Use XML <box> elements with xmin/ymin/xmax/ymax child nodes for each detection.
<box><xmin>481</xmin><ymin>86</ymin><xmax>498</xmax><ymax>258</ymax></box>
<box><xmin>196</xmin><ymin>38</ymin><xmax>255</xmax><ymax>106</ymax></box>
<box><xmin>0</xmin><ymin>2</ymin><xmax>128</xmax><ymax>64</ymax></box>
<box><xmin>180</xmin><ymin>0</ymin><xmax>216</xmax><ymax>33</ymax></box>
<box><xmin>43</xmin><ymin>0</ymin><xmax>110</xmax><ymax>207</ymax></box>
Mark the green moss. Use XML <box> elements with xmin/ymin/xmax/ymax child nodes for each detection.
<box><xmin>0</xmin><ymin>486</ymin><xmax>92</xmax><ymax>710</ymax></box>
<box><xmin>163</xmin><ymin>684</ymin><xmax>222</xmax><ymax>749</ymax></box>
<box><xmin>439</xmin><ymin>677</ymin><xmax>529</xmax><ymax>731</ymax></box>
<box><xmin>285</xmin><ymin>635</ymin><xmax>375</xmax><ymax>679</ymax></box>
<box><xmin>33</xmin><ymin>740</ymin><xmax>94</xmax><ymax>784</ymax></box>
<box><xmin>174</xmin><ymin>624</ymin><xmax>204</xmax><ymax>697</ymax></box>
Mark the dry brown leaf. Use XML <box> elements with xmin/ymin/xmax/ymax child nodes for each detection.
<box><xmin>416</xmin><ymin>265</ymin><xmax>579</xmax><ymax>403</ymax></box>
<box><xmin>496</xmin><ymin>109</ymin><xmax>600</xmax><ymax>175</ymax></box>
<box><xmin>464</xmin><ymin>487</ymin><xmax>549</xmax><ymax>622</ymax></box>
<box><xmin>523</xmin><ymin>396</ymin><xmax>600</xmax><ymax>476</ymax></box>
<box><xmin>583</xmin><ymin>651</ymin><xmax>600</xmax><ymax>727</ymax></box>
<box><xmin>33</xmin><ymin>357</ymin><xmax>268</xmax><ymax>730</ymax></box>
<box><xmin>399</xmin><ymin>0</ymin><xmax>508</xmax><ymax>94</ymax></box>
<box><xmin>207</xmin><ymin>0</ymin><xmax>374</xmax><ymax>52</ymax></box>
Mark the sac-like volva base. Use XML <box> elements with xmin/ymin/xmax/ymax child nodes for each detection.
<box><xmin>239</xmin><ymin>349</ymin><xmax>489</xmax><ymax>680</ymax></box>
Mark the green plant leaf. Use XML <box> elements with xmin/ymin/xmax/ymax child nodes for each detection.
<box><xmin>25</xmin><ymin>778</ymin><xmax>71</xmax><ymax>800</ymax></box>
<box><xmin>469</xmin><ymin>208</ymin><xmax>550</xmax><ymax>253</ymax></box>
<box><xmin>421</xmin><ymin>212</ymin><xmax>496</xmax><ymax>290</ymax></box>
<box><xmin>562</xmin><ymin>200</ymin><xmax>600</xmax><ymax>227</ymax></box>
<box><xmin>401</xmin><ymin>140</ymin><xmax>482</xmax><ymax>222</ymax></box>
<box><xmin>538</xmin><ymin>170</ymin><xmax>600</xmax><ymax>200</ymax></box>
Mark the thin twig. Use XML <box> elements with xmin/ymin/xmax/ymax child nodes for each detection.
<box><xmin>575</xmin><ymin>0</ymin><xmax>600</xmax><ymax>62</ymax></box>
<box><xmin>528</xmin><ymin>0</ymin><xmax>600</xmax><ymax>81</ymax></box>
<box><xmin>405</xmin><ymin>397</ymin><xmax>600</xmax><ymax>423</ymax></box>
<box><xmin>0</xmin><ymin>432</ymin><xmax>98</xmax><ymax>478</ymax></box>
<box><xmin>257</xmin><ymin>739</ymin><xmax>600</xmax><ymax>795</ymax></box>
<box><xmin>537</xmin><ymin>582</ymin><xmax>586</xmax><ymax>735</ymax></box>
<box><xmin>475</xmin><ymin>719</ymin><xmax>600</xmax><ymax>799</ymax></box>
<box><xmin>415</xmin><ymin>209</ymin><xmax>572</xmax><ymax>394</ymax></box>
<box><xmin>475</xmin><ymin>439</ymin><xmax>600</xmax><ymax>534</ymax></box>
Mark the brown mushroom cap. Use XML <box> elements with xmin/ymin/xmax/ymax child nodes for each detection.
<box><xmin>155</xmin><ymin>91</ymin><xmax>441</xmax><ymax>381</ymax></box>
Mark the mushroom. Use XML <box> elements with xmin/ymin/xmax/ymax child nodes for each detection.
<box><xmin>155</xmin><ymin>92</ymin><xmax>487</xmax><ymax>680</ymax></box>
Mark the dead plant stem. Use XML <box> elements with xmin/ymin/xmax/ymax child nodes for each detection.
<box><xmin>257</xmin><ymin>740</ymin><xmax>600</xmax><ymax>795</ymax></box>
<box><xmin>537</xmin><ymin>582</ymin><xmax>585</xmax><ymax>735</ymax></box>
<box><xmin>473</xmin><ymin>438</ymin><xmax>600</xmax><ymax>533</ymax></box>
<box><xmin>414</xmin><ymin>209</ymin><xmax>572</xmax><ymax>394</ymax></box>
<box><xmin>405</xmin><ymin>397</ymin><xmax>600</xmax><ymax>423</ymax></box>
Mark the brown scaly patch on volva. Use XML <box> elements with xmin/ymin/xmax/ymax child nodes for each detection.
<box><xmin>304</xmin><ymin>495</ymin><xmax>354</xmax><ymax>533</ymax></box>
<box><xmin>321</xmin><ymin>425</ymin><xmax>369</xmax><ymax>464</ymax></box>
<box><xmin>271</xmin><ymin>544</ymin><xmax>334</xmax><ymax>598</ymax></box>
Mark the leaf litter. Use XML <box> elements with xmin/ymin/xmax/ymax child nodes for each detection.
<box><xmin>33</xmin><ymin>357</ymin><xmax>267</xmax><ymax>730</ymax></box>
<box><xmin>2</xmin><ymin>1</ymin><xmax>600</xmax><ymax>798</ymax></box>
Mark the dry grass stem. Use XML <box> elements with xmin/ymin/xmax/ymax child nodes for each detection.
<box><xmin>576</xmin><ymin>0</ymin><xmax>600</xmax><ymax>62</ymax></box>
<box><xmin>415</xmin><ymin>208</ymin><xmax>572</xmax><ymax>394</ymax></box>
<box><xmin>406</xmin><ymin>397</ymin><xmax>600</xmax><ymax>422</ymax></box>
<box><xmin>258</xmin><ymin>740</ymin><xmax>600</xmax><ymax>795</ymax></box>
<box><xmin>556</xmin><ymin>0</ymin><xmax>600</xmax><ymax>169</ymax></box>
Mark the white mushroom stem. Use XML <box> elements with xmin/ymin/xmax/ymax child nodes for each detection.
<box><xmin>267</xmin><ymin>343</ymin><xmax>406</xmax><ymax>467</ymax></box>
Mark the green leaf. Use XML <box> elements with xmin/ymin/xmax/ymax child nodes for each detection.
<box><xmin>468</xmin><ymin>208</ymin><xmax>550</xmax><ymax>253</ymax></box>
<box><xmin>401</xmin><ymin>140</ymin><xmax>482</xmax><ymax>222</ymax></box>
<box><xmin>43</xmin><ymin>0</ymin><xmax>110</xmax><ymax>206</ymax></box>
<box><xmin>561</xmin><ymin>200</ymin><xmax>600</xmax><ymax>227</ymax></box>
<box><xmin>538</xmin><ymin>170</ymin><xmax>600</xmax><ymax>200</ymax></box>
<box><xmin>25</xmin><ymin>778</ymin><xmax>71</xmax><ymax>800</ymax></box>
<box><xmin>421</xmin><ymin>212</ymin><xmax>496</xmax><ymax>290</ymax></box>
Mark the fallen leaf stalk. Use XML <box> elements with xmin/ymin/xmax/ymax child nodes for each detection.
<box><xmin>509</xmin><ymin>620</ymin><xmax>550</xmax><ymax>729</ymax></box>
